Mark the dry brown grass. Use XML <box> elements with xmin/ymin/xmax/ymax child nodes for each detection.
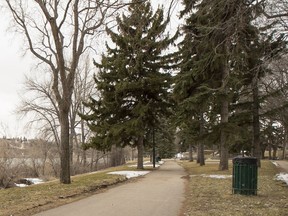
<box><xmin>179</xmin><ymin>160</ymin><xmax>288</xmax><ymax>216</ymax></box>
<box><xmin>0</xmin><ymin>165</ymin><xmax>137</xmax><ymax>216</ymax></box>
<box><xmin>1</xmin><ymin>160</ymin><xmax>286</xmax><ymax>216</ymax></box>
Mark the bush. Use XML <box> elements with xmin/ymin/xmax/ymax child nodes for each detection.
<box><xmin>0</xmin><ymin>158</ymin><xmax>19</xmax><ymax>188</ymax></box>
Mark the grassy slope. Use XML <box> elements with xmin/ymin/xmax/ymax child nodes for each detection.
<box><xmin>0</xmin><ymin>164</ymin><xmax>140</xmax><ymax>216</ymax></box>
<box><xmin>180</xmin><ymin>160</ymin><xmax>288</xmax><ymax>216</ymax></box>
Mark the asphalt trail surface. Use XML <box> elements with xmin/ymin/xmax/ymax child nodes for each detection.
<box><xmin>277</xmin><ymin>160</ymin><xmax>288</xmax><ymax>172</ymax></box>
<box><xmin>34</xmin><ymin>160</ymin><xmax>186</xmax><ymax>216</ymax></box>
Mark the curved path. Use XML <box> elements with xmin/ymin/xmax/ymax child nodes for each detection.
<box><xmin>34</xmin><ymin>160</ymin><xmax>186</xmax><ymax>216</ymax></box>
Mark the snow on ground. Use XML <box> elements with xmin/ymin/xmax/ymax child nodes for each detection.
<box><xmin>271</xmin><ymin>161</ymin><xmax>280</xmax><ymax>167</ymax></box>
<box><xmin>271</xmin><ymin>161</ymin><xmax>288</xmax><ymax>185</ymax></box>
<box><xmin>272</xmin><ymin>161</ymin><xmax>288</xmax><ymax>185</ymax></box>
<box><xmin>275</xmin><ymin>173</ymin><xmax>288</xmax><ymax>185</ymax></box>
<box><xmin>190</xmin><ymin>174</ymin><xmax>232</xmax><ymax>179</ymax></box>
<box><xmin>188</xmin><ymin>161</ymin><xmax>288</xmax><ymax>184</ymax></box>
<box><xmin>26</xmin><ymin>178</ymin><xmax>44</xmax><ymax>184</ymax></box>
<box><xmin>109</xmin><ymin>161</ymin><xmax>165</xmax><ymax>179</ymax></box>
<box><xmin>203</xmin><ymin>174</ymin><xmax>232</xmax><ymax>179</ymax></box>
<box><xmin>15</xmin><ymin>184</ymin><xmax>28</xmax><ymax>188</ymax></box>
<box><xmin>128</xmin><ymin>160</ymin><xmax>164</xmax><ymax>168</ymax></box>
<box><xmin>15</xmin><ymin>178</ymin><xmax>44</xmax><ymax>187</ymax></box>
<box><xmin>108</xmin><ymin>171</ymin><xmax>151</xmax><ymax>179</ymax></box>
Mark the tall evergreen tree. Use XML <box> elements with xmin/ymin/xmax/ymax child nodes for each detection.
<box><xmin>174</xmin><ymin>0</ymin><xmax>268</xmax><ymax>170</ymax></box>
<box><xmin>81</xmin><ymin>0</ymin><xmax>178</xmax><ymax>169</ymax></box>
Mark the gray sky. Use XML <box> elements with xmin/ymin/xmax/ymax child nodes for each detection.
<box><xmin>0</xmin><ymin>16</ymin><xmax>32</xmax><ymax>138</ymax></box>
<box><xmin>0</xmin><ymin>0</ymin><xmax>182</xmax><ymax>139</ymax></box>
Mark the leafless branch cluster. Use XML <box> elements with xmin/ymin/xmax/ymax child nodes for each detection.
<box><xmin>5</xmin><ymin>0</ymin><xmax>129</xmax><ymax>183</ymax></box>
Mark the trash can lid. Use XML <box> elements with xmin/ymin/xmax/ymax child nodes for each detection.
<box><xmin>233</xmin><ymin>157</ymin><xmax>257</xmax><ymax>165</ymax></box>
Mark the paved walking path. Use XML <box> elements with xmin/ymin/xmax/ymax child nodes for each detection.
<box><xmin>276</xmin><ymin>160</ymin><xmax>288</xmax><ymax>172</ymax></box>
<box><xmin>34</xmin><ymin>160</ymin><xmax>186</xmax><ymax>216</ymax></box>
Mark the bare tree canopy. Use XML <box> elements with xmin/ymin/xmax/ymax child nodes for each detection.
<box><xmin>5</xmin><ymin>0</ymin><xmax>127</xmax><ymax>184</ymax></box>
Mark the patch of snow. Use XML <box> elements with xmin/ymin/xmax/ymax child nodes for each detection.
<box><xmin>204</xmin><ymin>174</ymin><xmax>232</xmax><ymax>179</ymax></box>
<box><xmin>25</xmin><ymin>178</ymin><xmax>44</xmax><ymax>185</ymax></box>
<box><xmin>275</xmin><ymin>173</ymin><xmax>288</xmax><ymax>185</ymax></box>
<box><xmin>108</xmin><ymin>171</ymin><xmax>150</xmax><ymax>179</ymax></box>
<box><xmin>271</xmin><ymin>161</ymin><xmax>280</xmax><ymax>167</ymax></box>
<box><xmin>15</xmin><ymin>183</ymin><xmax>28</xmax><ymax>188</ymax></box>
<box><xmin>190</xmin><ymin>174</ymin><xmax>232</xmax><ymax>179</ymax></box>
<box><xmin>175</xmin><ymin>153</ymin><xmax>183</xmax><ymax>159</ymax></box>
<box><xmin>129</xmin><ymin>161</ymin><xmax>164</xmax><ymax>168</ymax></box>
<box><xmin>271</xmin><ymin>161</ymin><xmax>288</xmax><ymax>185</ymax></box>
<box><xmin>15</xmin><ymin>178</ymin><xmax>44</xmax><ymax>187</ymax></box>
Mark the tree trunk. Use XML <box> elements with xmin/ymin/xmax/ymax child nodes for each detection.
<box><xmin>137</xmin><ymin>136</ymin><xmax>144</xmax><ymax>169</ymax></box>
<box><xmin>261</xmin><ymin>145</ymin><xmax>265</xmax><ymax>159</ymax></box>
<box><xmin>219</xmin><ymin>95</ymin><xmax>229</xmax><ymax>170</ymax></box>
<box><xmin>81</xmin><ymin>119</ymin><xmax>87</xmax><ymax>166</ymax></box>
<box><xmin>110</xmin><ymin>146</ymin><xmax>125</xmax><ymax>167</ymax></box>
<box><xmin>188</xmin><ymin>143</ymin><xmax>193</xmax><ymax>162</ymax></box>
<box><xmin>197</xmin><ymin>144</ymin><xmax>200</xmax><ymax>164</ymax></box>
<box><xmin>284</xmin><ymin>133</ymin><xmax>287</xmax><ymax>160</ymax></box>
<box><xmin>198</xmin><ymin>113</ymin><xmax>205</xmax><ymax>166</ymax></box>
<box><xmin>59</xmin><ymin>110</ymin><xmax>71</xmax><ymax>184</ymax></box>
<box><xmin>219</xmin><ymin>54</ymin><xmax>229</xmax><ymax>171</ymax></box>
<box><xmin>252</xmin><ymin>75</ymin><xmax>261</xmax><ymax>167</ymax></box>
<box><xmin>69</xmin><ymin>126</ymin><xmax>74</xmax><ymax>175</ymax></box>
<box><xmin>90</xmin><ymin>149</ymin><xmax>94</xmax><ymax>172</ymax></box>
<box><xmin>272</xmin><ymin>146</ymin><xmax>277</xmax><ymax>160</ymax></box>
<box><xmin>283</xmin><ymin>126</ymin><xmax>288</xmax><ymax>160</ymax></box>
<box><xmin>198</xmin><ymin>144</ymin><xmax>205</xmax><ymax>166</ymax></box>
<box><xmin>268</xmin><ymin>143</ymin><xmax>272</xmax><ymax>160</ymax></box>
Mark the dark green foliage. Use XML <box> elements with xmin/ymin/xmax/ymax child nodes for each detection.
<box><xmin>173</xmin><ymin>0</ymin><xmax>280</xmax><ymax>162</ymax></box>
<box><xmin>153</xmin><ymin>119</ymin><xmax>177</xmax><ymax>159</ymax></box>
<box><xmin>81</xmin><ymin>0</ymin><xmax>178</xmax><ymax>152</ymax></box>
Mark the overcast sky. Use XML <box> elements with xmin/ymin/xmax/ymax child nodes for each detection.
<box><xmin>0</xmin><ymin>13</ymin><xmax>33</xmax><ymax>138</ymax></box>
<box><xmin>0</xmin><ymin>0</ymin><xmax>182</xmax><ymax>139</ymax></box>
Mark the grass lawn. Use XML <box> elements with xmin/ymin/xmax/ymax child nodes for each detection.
<box><xmin>1</xmin><ymin>160</ymin><xmax>287</xmax><ymax>216</ymax></box>
<box><xmin>179</xmin><ymin>160</ymin><xmax>288</xmax><ymax>216</ymax></box>
<box><xmin>0</xmin><ymin>164</ymin><xmax>142</xmax><ymax>216</ymax></box>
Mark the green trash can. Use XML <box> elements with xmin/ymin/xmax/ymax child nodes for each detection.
<box><xmin>232</xmin><ymin>157</ymin><xmax>258</xmax><ymax>195</ymax></box>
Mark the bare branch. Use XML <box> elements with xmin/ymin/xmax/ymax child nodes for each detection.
<box><xmin>5</xmin><ymin>0</ymin><xmax>129</xmax><ymax>183</ymax></box>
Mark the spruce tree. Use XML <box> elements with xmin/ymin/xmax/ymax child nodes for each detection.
<box><xmin>174</xmin><ymin>0</ymin><xmax>269</xmax><ymax>170</ymax></box>
<box><xmin>81</xmin><ymin>0</ymin><xmax>178</xmax><ymax>169</ymax></box>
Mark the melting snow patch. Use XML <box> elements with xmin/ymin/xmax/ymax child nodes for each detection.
<box><xmin>15</xmin><ymin>178</ymin><xmax>44</xmax><ymax>187</ymax></box>
<box><xmin>129</xmin><ymin>161</ymin><xmax>164</xmax><ymax>168</ymax></box>
<box><xmin>204</xmin><ymin>174</ymin><xmax>232</xmax><ymax>179</ymax></box>
<box><xmin>275</xmin><ymin>173</ymin><xmax>288</xmax><ymax>185</ymax></box>
<box><xmin>108</xmin><ymin>171</ymin><xmax>150</xmax><ymax>179</ymax></box>
<box><xmin>15</xmin><ymin>183</ymin><xmax>28</xmax><ymax>188</ymax></box>
<box><xmin>271</xmin><ymin>161</ymin><xmax>280</xmax><ymax>167</ymax></box>
<box><xmin>26</xmin><ymin>178</ymin><xmax>44</xmax><ymax>184</ymax></box>
<box><xmin>190</xmin><ymin>174</ymin><xmax>232</xmax><ymax>179</ymax></box>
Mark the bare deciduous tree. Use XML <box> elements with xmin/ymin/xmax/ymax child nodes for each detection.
<box><xmin>5</xmin><ymin>0</ymin><xmax>126</xmax><ymax>183</ymax></box>
<box><xmin>19</xmin><ymin>56</ymin><xmax>97</xmax><ymax>178</ymax></box>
